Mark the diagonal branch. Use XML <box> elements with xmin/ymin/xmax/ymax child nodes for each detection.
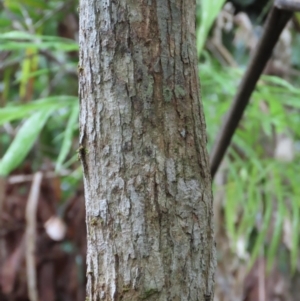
<box><xmin>209</xmin><ymin>3</ymin><xmax>299</xmax><ymax>178</ymax></box>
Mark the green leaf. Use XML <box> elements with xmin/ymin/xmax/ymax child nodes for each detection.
<box><xmin>290</xmin><ymin>172</ymin><xmax>300</xmax><ymax>273</ymax></box>
<box><xmin>225</xmin><ymin>161</ymin><xmax>247</xmax><ymax>242</ymax></box>
<box><xmin>0</xmin><ymin>96</ymin><xmax>77</xmax><ymax>125</ymax></box>
<box><xmin>0</xmin><ymin>110</ymin><xmax>53</xmax><ymax>176</ymax></box>
<box><xmin>260</xmin><ymin>75</ymin><xmax>300</xmax><ymax>94</ymax></box>
<box><xmin>0</xmin><ymin>41</ymin><xmax>79</xmax><ymax>51</ymax></box>
<box><xmin>236</xmin><ymin>165</ymin><xmax>259</xmax><ymax>241</ymax></box>
<box><xmin>266</xmin><ymin>166</ymin><xmax>284</xmax><ymax>272</ymax></box>
<box><xmin>5</xmin><ymin>0</ymin><xmax>49</xmax><ymax>9</ymax></box>
<box><xmin>224</xmin><ymin>181</ymin><xmax>238</xmax><ymax>241</ymax></box>
<box><xmin>0</xmin><ymin>31</ymin><xmax>78</xmax><ymax>51</ymax></box>
<box><xmin>197</xmin><ymin>0</ymin><xmax>226</xmax><ymax>56</ymax></box>
<box><xmin>13</xmin><ymin>67</ymin><xmax>59</xmax><ymax>84</ymax></box>
<box><xmin>249</xmin><ymin>193</ymin><xmax>272</xmax><ymax>269</ymax></box>
<box><xmin>55</xmin><ymin>104</ymin><xmax>79</xmax><ymax>172</ymax></box>
<box><xmin>19</xmin><ymin>47</ymin><xmax>38</xmax><ymax>99</ymax></box>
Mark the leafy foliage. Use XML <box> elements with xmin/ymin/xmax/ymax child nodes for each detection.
<box><xmin>201</xmin><ymin>55</ymin><xmax>300</xmax><ymax>271</ymax></box>
<box><xmin>0</xmin><ymin>1</ymin><xmax>79</xmax><ymax>180</ymax></box>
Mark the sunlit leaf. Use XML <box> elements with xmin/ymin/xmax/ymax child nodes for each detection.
<box><xmin>0</xmin><ymin>96</ymin><xmax>77</xmax><ymax>125</ymax></box>
<box><xmin>0</xmin><ymin>110</ymin><xmax>53</xmax><ymax>176</ymax></box>
<box><xmin>197</xmin><ymin>0</ymin><xmax>226</xmax><ymax>56</ymax></box>
<box><xmin>0</xmin><ymin>31</ymin><xmax>78</xmax><ymax>51</ymax></box>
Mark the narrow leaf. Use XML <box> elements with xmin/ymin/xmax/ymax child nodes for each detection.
<box><xmin>249</xmin><ymin>193</ymin><xmax>272</xmax><ymax>269</ymax></box>
<box><xmin>55</xmin><ymin>104</ymin><xmax>79</xmax><ymax>172</ymax></box>
<box><xmin>0</xmin><ymin>110</ymin><xmax>52</xmax><ymax>176</ymax></box>
<box><xmin>0</xmin><ymin>96</ymin><xmax>77</xmax><ymax>125</ymax></box>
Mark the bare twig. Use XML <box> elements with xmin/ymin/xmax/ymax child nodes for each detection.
<box><xmin>258</xmin><ymin>257</ymin><xmax>266</xmax><ymax>301</ymax></box>
<box><xmin>206</xmin><ymin>40</ymin><xmax>238</xmax><ymax>67</ymax></box>
<box><xmin>0</xmin><ymin>177</ymin><xmax>6</xmax><ymax>266</ymax></box>
<box><xmin>0</xmin><ymin>178</ymin><xmax>5</xmax><ymax>218</ymax></box>
<box><xmin>8</xmin><ymin>170</ymin><xmax>71</xmax><ymax>184</ymax></box>
<box><xmin>25</xmin><ymin>172</ymin><xmax>43</xmax><ymax>301</ymax></box>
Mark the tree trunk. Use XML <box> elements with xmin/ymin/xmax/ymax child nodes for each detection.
<box><xmin>78</xmin><ymin>1</ymin><xmax>215</xmax><ymax>300</ymax></box>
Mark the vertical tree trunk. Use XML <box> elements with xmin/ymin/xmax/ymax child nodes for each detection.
<box><xmin>79</xmin><ymin>1</ymin><xmax>215</xmax><ymax>300</ymax></box>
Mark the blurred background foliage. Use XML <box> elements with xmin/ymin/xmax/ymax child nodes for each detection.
<box><xmin>0</xmin><ymin>0</ymin><xmax>80</xmax><ymax>199</ymax></box>
<box><xmin>1</xmin><ymin>0</ymin><xmax>300</xmax><ymax>300</ymax></box>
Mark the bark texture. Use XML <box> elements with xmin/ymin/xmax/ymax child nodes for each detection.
<box><xmin>79</xmin><ymin>0</ymin><xmax>215</xmax><ymax>300</ymax></box>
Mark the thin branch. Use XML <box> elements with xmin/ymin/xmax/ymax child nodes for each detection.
<box><xmin>25</xmin><ymin>172</ymin><xmax>43</xmax><ymax>301</ymax></box>
<box><xmin>8</xmin><ymin>170</ymin><xmax>71</xmax><ymax>184</ymax></box>
<box><xmin>209</xmin><ymin>5</ymin><xmax>293</xmax><ymax>178</ymax></box>
<box><xmin>0</xmin><ymin>178</ymin><xmax>6</xmax><ymax>266</ymax></box>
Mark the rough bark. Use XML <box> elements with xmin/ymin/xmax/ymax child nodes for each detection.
<box><xmin>78</xmin><ymin>0</ymin><xmax>215</xmax><ymax>300</ymax></box>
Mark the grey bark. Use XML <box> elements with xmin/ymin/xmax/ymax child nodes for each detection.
<box><xmin>78</xmin><ymin>0</ymin><xmax>215</xmax><ymax>300</ymax></box>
